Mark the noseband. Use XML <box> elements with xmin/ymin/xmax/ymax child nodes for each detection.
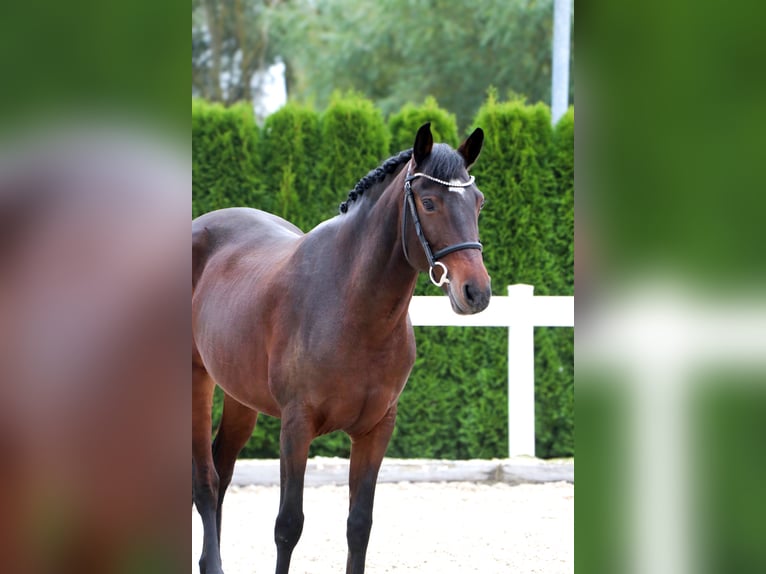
<box><xmin>402</xmin><ymin>161</ymin><xmax>483</xmax><ymax>286</ymax></box>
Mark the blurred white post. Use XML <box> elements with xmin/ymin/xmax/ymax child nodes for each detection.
<box><xmin>507</xmin><ymin>284</ymin><xmax>537</xmax><ymax>456</ymax></box>
<box><xmin>579</xmin><ymin>286</ymin><xmax>766</xmax><ymax>574</ymax></box>
<box><xmin>552</xmin><ymin>0</ymin><xmax>572</xmax><ymax>125</ymax></box>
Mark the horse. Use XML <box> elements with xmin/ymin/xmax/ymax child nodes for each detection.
<box><xmin>192</xmin><ymin>122</ymin><xmax>491</xmax><ymax>574</ymax></box>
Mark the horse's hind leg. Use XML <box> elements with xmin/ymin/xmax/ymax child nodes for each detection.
<box><xmin>192</xmin><ymin>363</ymin><xmax>224</xmax><ymax>574</ymax></box>
<box><xmin>346</xmin><ymin>406</ymin><xmax>398</xmax><ymax>574</ymax></box>
<box><xmin>212</xmin><ymin>393</ymin><xmax>258</xmax><ymax>542</ymax></box>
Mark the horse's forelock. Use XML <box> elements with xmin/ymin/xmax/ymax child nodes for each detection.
<box><xmin>420</xmin><ymin>143</ymin><xmax>467</xmax><ymax>182</ymax></box>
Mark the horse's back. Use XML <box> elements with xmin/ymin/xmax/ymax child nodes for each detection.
<box><xmin>192</xmin><ymin>207</ymin><xmax>302</xmax><ymax>289</ymax></box>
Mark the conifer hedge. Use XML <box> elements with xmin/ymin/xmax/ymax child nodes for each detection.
<box><xmin>258</xmin><ymin>102</ymin><xmax>322</xmax><ymax>230</ymax></box>
<box><xmin>387</xmin><ymin>96</ymin><xmax>459</xmax><ymax>154</ymax></box>
<box><xmin>192</xmin><ymin>95</ymin><xmax>574</xmax><ymax>459</ymax></box>
<box><xmin>318</xmin><ymin>93</ymin><xmax>390</xmax><ymax>214</ymax></box>
<box><xmin>192</xmin><ymin>99</ymin><xmax>261</xmax><ymax>218</ymax></box>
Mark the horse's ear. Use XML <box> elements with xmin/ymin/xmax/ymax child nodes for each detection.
<box><xmin>413</xmin><ymin>122</ymin><xmax>433</xmax><ymax>165</ymax></box>
<box><xmin>458</xmin><ymin>127</ymin><xmax>484</xmax><ymax>170</ymax></box>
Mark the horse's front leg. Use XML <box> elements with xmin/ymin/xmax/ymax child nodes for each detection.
<box><xmin>346</xmin><ymin>405</ymin><xmax>398</xmax><ymax>574</ymax></box>
<box><xmin>274</xmin><ymin>409</ymin><xmax>313</xmax><ymax>574</ymax></box>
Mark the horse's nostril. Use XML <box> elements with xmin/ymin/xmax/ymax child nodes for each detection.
<box><xmin>464</xmin><ymin>283</ymin><xmax>476</xmax><ymax>304</ymax></box>
<box><xmin>462</xmin><ymin>282</ymin><xmax>490</xmax><ymax>312</ymax></box>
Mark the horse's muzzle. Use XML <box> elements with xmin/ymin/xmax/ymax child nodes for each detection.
<box><xmin>463</xmin><ymin>281</ymin><xmax>491</xmax><ymax>312</ymax></box>
<box><xmin>448</xmin><ymin>277</ymin><xmax>491</xmax><ymax>315</ymax></box>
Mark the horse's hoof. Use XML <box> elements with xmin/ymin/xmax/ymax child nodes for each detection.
<box><xmin>199</xmin><ymin>561</ymin><xmax>225</xmax><ymax>574</ymax></box>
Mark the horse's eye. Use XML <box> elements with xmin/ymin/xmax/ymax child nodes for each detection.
<box><xmin>422</xmin><ymin>198</ymin><xmax>436</xmax><ymax>212</ymax></box>
<box><xmin>479</xmin><ymin>199</ymin><xmax>486</xmax><ymax>211</ymax></box>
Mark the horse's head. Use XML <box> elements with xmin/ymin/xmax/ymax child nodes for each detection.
<box><xmin>402</xmin><ymin>123</ymin><xmax>491</xmax><ymax>315</ymax></box>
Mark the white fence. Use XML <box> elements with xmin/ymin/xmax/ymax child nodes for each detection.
<box><xmin>408</xmin><ymin>284</ymin><xmax>574</xmax><ymax>457</ymax></box>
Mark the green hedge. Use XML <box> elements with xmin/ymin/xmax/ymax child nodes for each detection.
<box><xmin>387</xmin><ymin>96</ymin><xmax>459</xmax><ymax>154</ymax></box>
<box><xmin>319</xmin><ymin>92</ymin><xmax>390</xmax><ymax>215</ymax></box>
<box><xmin>257</xmin><ymin>102</ymin><xmax>322</xmax><ymax>229</ymax></box>
<box><xmin>472</xmin><ymin>95</ymin><xmax>573</xmax><ymax>458</ymax></box>
<box><xmin>192</xmin><ymin>99</ymin><xmax>261</xmax><ymax>218</ymax></box>
<box><xmin>192</xmin><ymin>94</ymin><xmax>574</xmax><ymax>459</ymax></box>
<box><xmin>390</xmin><ymin>96</ymin><xmax>575</xmax><ymax>459</ymax></box>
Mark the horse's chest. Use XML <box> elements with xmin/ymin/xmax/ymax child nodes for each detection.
<box><xmin>310</xmin><ymin>355</ymin><xmax>411</xmax><ymax>436</ymax></box>
<box><xmin>280</xmin><ymin>336</ymin><xmax>413</xmax><ymax>386</ymax></box>
<box><xmin>270</xmin><ymin>329</ymin><xmax>415</xmax><ymax>427</ymax></box>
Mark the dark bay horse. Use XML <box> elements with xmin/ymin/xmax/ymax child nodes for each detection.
<box><xmin>192</xmin><ymin>123</ymin><xmax>491</xmax><ymax>574</ymax></box>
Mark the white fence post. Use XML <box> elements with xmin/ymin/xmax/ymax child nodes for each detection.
<box><xmin>408</xmin><ymin>285</ymin><xmax>574</xmax><ymax>459</ymax></box>
<box><xmin>506</xmin><ymin>284</ymin><xmax>537</xmax><ymax>457</ymax></box>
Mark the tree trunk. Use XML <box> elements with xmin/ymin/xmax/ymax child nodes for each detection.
<box><xmin>203</xmin><ymin>0</ymin><xmax>224</xmax><ymax>101</ymax></box>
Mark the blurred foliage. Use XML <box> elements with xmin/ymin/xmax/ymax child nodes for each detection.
<box><xmin>191</xmin><ymin>0</ymin><xmax>574</xmax><ymax>130</ymax></box>
<box><xmin>2</xmin><ymin>0</ymin><xmax>188</xmax><ymax>133</ymax></box>
<box><xmin>192</xmin><ymin>93</ymin><xmax>573</xmax><ymax>458</ymax></box>
<box><xmin>272</xmin><ymin>0</ymin><xmax>573</xmax><ymax>129</ymax></box>
<box><xmin>582</xmin><ymin>1</ymin><xmax>766</xmax><ymax>289</ymax></box>
<box><xmin>692</xmin><ymin>375</ymin><xmax>766</xmax><ymax>574</ymax></box>
<box><xmin>192</xmin><ymin>0</ymin><xmax>287</xmax><ymax>109</ymax></box>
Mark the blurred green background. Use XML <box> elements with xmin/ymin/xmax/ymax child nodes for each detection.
<box><xmin>578</xmin><ymin>1</ymin><xmax>766</xmax><ymax>573</ymax></box>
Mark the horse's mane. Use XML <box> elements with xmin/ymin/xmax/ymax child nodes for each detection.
<box><xmin>339</xmin><ymin>149</ymin><xmax>413</xmax><ymax>214</ymax></box>
<box><xmin>338</xmin><ymin>144</ymin><xmax>466</xmax><ymax>214</ymax></box>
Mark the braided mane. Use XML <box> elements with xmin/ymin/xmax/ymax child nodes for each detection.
<box><xmin>338</xmin><ymin>144</ymin><xmax>467</xmax><ymax>214</ymax></box>
<box><xmin>338</xmin><ymin>149</ymin><xmax>413</xmax><ymax>214</ymax></box>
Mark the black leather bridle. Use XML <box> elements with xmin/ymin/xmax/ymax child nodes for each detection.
<box><xmin>401</xmin><ymin>161</ymin><xmax>483</xmax><ymax>286</ymax></box>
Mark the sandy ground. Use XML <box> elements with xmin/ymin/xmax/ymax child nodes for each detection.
<box><xmin>192</xmin><ymin>481</ymin><xmax>573</xmax><ymax>573</ymax></box>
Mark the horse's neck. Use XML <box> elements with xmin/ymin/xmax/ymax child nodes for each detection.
<box><xmin>329</xmin><ymin>171</ymin><xmax>418</xmax><ymax>327</ymax></box>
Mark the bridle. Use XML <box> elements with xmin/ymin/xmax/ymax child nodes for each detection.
<box><xmin>401</xmin><ymin>160</ymin><xmax>483</xmax><ymax>287</ymax></box>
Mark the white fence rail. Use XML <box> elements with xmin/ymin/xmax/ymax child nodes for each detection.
<box><xmin>408</xmin><ymin>284</ymin><xmax>574</xmax><ymax>457</ymax></box>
